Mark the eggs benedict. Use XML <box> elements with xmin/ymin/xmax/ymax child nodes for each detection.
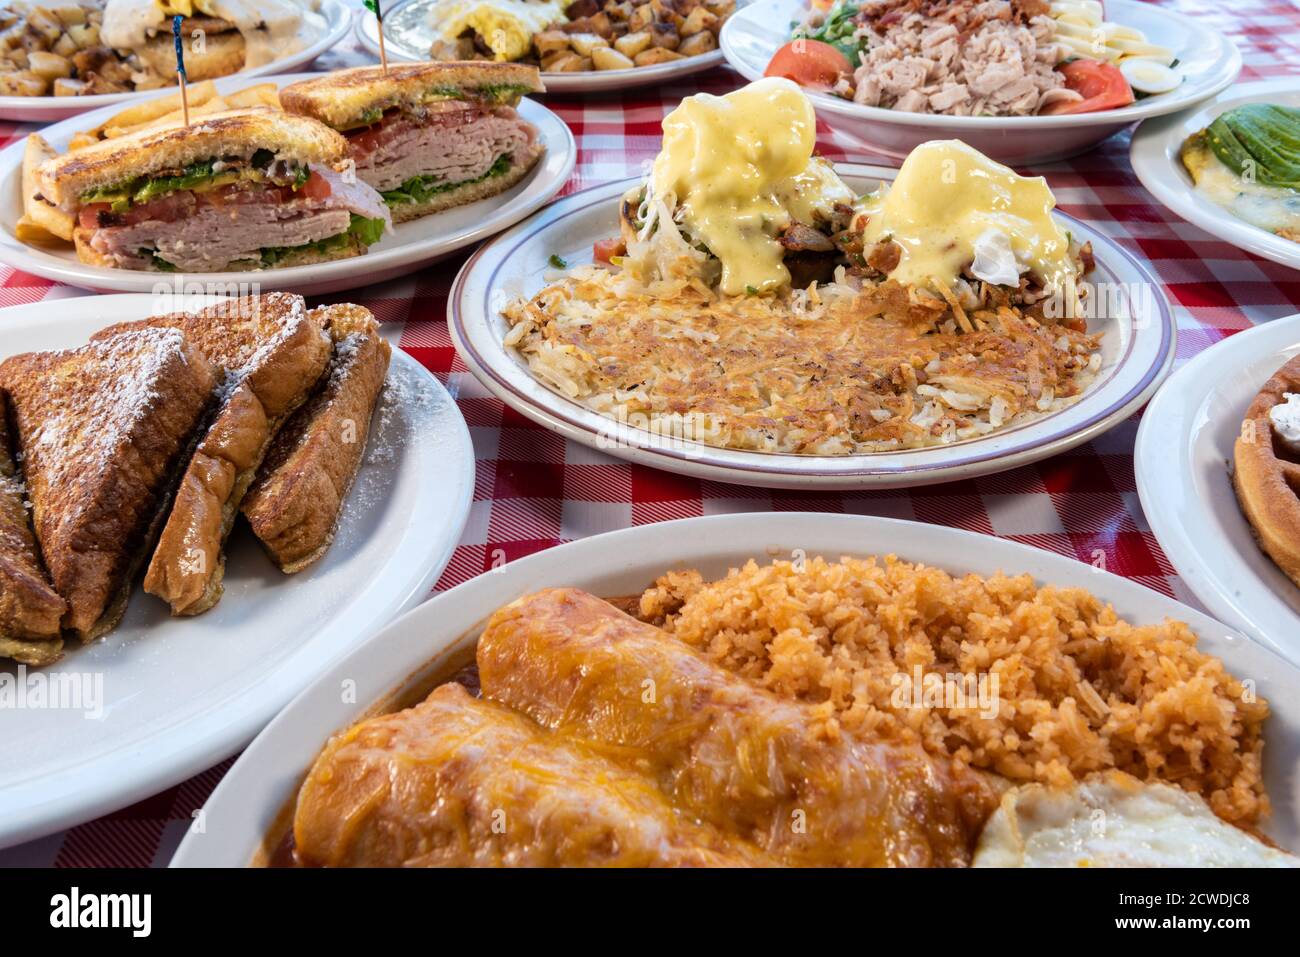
<box><xmin>622</xmin><ymin>77</ymin><xmax>855</xmax><ymax>296</ymax></box>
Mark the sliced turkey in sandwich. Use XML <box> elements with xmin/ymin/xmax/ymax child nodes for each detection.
<box><xmin>34</xmin><ymin>108</ymin><xmax>392</xmax><ymax>272</ymax></box>
<box><xmin>280</xmin><ymin>62</ymin><xmax>546</xmax><ymax>224</ymax></box>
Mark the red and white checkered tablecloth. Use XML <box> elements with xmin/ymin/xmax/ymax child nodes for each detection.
<box><xmin>2</xmin><ymin>0</ymin><xmax>1298</xmax><ymax>867</ymax></box>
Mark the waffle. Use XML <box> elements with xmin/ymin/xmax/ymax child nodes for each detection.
<box><xmin>1232</xmin><ymin>353</ymin><xmax>1300</xmax><ymax>588</ymax></box>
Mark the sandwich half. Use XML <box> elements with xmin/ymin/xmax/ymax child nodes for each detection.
<box><xmin>280</xmin><ymin>62</ymin><xmax>546</xmax><ymax>224</ymax></box>
<box><xmin>34</xmin><ymin>108</ymin><xmax>392</xmax><ymax>272</ymax></box>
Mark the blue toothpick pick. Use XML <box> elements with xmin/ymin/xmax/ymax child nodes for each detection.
<box><xmin>173</xmin><ymin>15</ymin><xmax>190</xmax><ymax>126</ymax></box>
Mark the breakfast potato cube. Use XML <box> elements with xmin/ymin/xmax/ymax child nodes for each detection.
<box><xmin>52</xmin><ymin>76</ymin><xmax>84</xmax><ymax>96</ymax></box>
<box><xmin>66</xmin><ymin>23</ymin><xmax>99</xmax><ymax>48</ymax></box>
<box><xmin>634</xmin><ymin>47</ymin><xmax>684</xmax><ymax>66</ymax></box>
<box><xmin>27</xmin><ymin>49</ymin><xmax>69</xmax><ymax>80</ymax></box>
<box><xmin>0</xmin><ymin>71</ymin><xmax>46</xmax><ymax>95</ymax></box>
<box><xmin>540</xmin><ymin>49</ymin><xmax>574</xmax><ymax>70</ymax></box>
<box><xmin>680</xmin><ymin>7</ymin><xmax>718</xmax><ymax>37</ymax></box>
<box><xmin>628</xmin><ymin>5</ymin><xmax>653</xmax><ymax>30</ymax></box>
<box><xmin>534</xmin><ymin>29</ymin><xmax>571</xmax><ymax>56</ymax></box>
<box><xmin>650</xmin><ymin>22</ymin><xmax>680</xmax><ymax>49</ymax></box>
<box><xmin>51</xmin><ymin>31</ymin><xmax>76</xmax><ymax>56</ymax></box>
<box><xmin>53</xmin><ymin>5</ymin><xmax>87</xmax><ymax>27</ymax></box>
<box><xmin>678</xmin><ymin>30</ymin><xmax>717</xmax><ymax>56</ymax></box>
<box><xmin>548</xmin><ymin>52</ymin><xmax>586</xmax><ymax>72</ymax></box>
<box><xmin>591</xmin><ymin>46</ymin><xmax>635</xmax><ymax>70</ymax></box>
<box><xmin>569</xmin><ymin>33</ymin><xmax>608</xmax><ymax>56</ymax></box>
<box><xmin>615</xmin><ymin>30</ymin><xmax>652</xmax><ymax>57</ymax></box>
<box><xmin>26</xmin><ymin>9</ymin><xmax>62</xmax><ymax>45</ymax></box>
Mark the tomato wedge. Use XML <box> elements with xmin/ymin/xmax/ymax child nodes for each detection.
<box><xmin>593</xmin><ymin>237</ymin><xmax>624</xmax><ymax>263</ymax></box>
<box><xmin>299</xmin><ymin>170</ymin><xmax>333</xmax><ymax>202</ymax></box>
<box><xmin>1041</xmin><ymin>59</ymin><xmax>1134</xmax><ymax>115</ymax></box>
<box><xmin>764</xmin><ymin>39</ymin><xmax>851</xmax><ymax>91</ymax></box>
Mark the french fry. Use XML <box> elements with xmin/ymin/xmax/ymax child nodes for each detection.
<box><xmin>66</xmin><ymin>131</ymin><xmax>98</xmax><ymax>151</ymax></box>
<box><xmin>93</xmin><ymin>79</ymin><xmax>220</xmax><ymax>134</ymax></box>
<box><xmin>103</xmin><ymin>94</ymin><xmax>230</xmax><ymax>138</ymax></box>
<box><xmin>19</xmin><ymin>135</ymin><xmax>73</xmax><ymax>244</ymax></box>
<box><xmin>225</xmin><ymin>83</ymin><xmax>280</xmax><ymax>109</ymax></box>
<box><xmin>15</xmin><ymin>215</ymin><xmax>70</xmax><ymax>246</ymax></box>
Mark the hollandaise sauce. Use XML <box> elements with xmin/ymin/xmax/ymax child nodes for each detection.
<box><xmin>857</xmin><ymin>140</ymin><xmax>1075</xmax><ymax>294</ymax></box>
<box><xmin>649</xmin><ymin>77</ymin><xmax>852</xmax><ymax>296</ymax></box>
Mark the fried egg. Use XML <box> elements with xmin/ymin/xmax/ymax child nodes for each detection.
<box><xmin>973</xmin><ymin>772</ymin><xmax>1298</xmax><ymax>867</ymax></box>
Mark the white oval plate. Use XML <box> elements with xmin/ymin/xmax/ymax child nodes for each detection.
<box><xmin>0</xmin><ymin>72</ymin><xmax>576</xmax><ymax>296</ymax></box>
<box><xmin>1136</xmin><ymin>314</ymin><xmax>1300</xmax><ymax>664</ymax></box>
<box><xmin>0</xmin><ymin>294</ymin><xmax>475</xmax><ymax>849</ymax></box>
<box><xmin>449</xmin><ymin>166</ymin><xmax>1175</xmax><ymax>490</ymax></box>
<box><xmin>1131</xmin><ymin>80</ymin><xmax>1300</xmax><ymax>272</ymax></box>
<box><xmin>0</xmin><ymin>0</ymin><xmax>351</xmax><ymax>123</ymax></box>
<box><xmin>170</xmin><ymin>511</ymin><xmax>1300</xmax><ymax>866</ymax></box>
<box><xmin>721</xmin><ymin>0</ymin><xmax>1242</xmax><ymax>165</ymax></box>
<box><xmin>356</xmin><ymin>0</ymin><xmax>727</xmax><ymax>93</ymax></box>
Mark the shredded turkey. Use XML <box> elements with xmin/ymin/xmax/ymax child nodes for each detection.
<box><xmin>820</xmin><ymin>0</ymin><xmax>1072</xmax><ymax>116</ymax></box>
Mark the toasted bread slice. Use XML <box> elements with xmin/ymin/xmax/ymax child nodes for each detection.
<box><xmin>0</xmin><ymin>392</ymin><xmax>66</xmax><ymax>665</ymax></box>
<box><xmin>280</xmin><ymin>62</ymin><xmax>544</xmax><ymax>131</ymax></box>
<box><xmin>93</xmin><ymin>294</ymin><xmax>332</xmax><ymax>615</ymax></box>
<box><xmin>0</xmin><ymin>329</ymin><xmax>216</xmax><ymax>640</ymax></box>
<box><xmin>388</xmin><ymin>141</ymin><xmax>544</xmax><ymax>224</ymax></box>
<box><xmin>242</xmin><ymin>304</ymin><xmax>391</xmax><ymax>573</ymax></box>
<box><xmin>37</xmin><ymin>108</ymin><xmax>349</xmax><ymax>213</ymax></box>
<box><xmin>1233</xmin><ymin>354</ymin><xmax>1300</xmax><ymax>587</ymax></box>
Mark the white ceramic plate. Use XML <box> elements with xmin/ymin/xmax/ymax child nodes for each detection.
<box><xmin>1131</xmin><ymin>80</ymin><xmax>1300</xmax><ymax>272</ymax></box>
<box><xmin>356</xmin><ymin>0</ymin><xmax>727</xmax><ymax>93</ymax></box>
<box><xmin>0</xmin><ymin>0</ymin><xmax>351</xmax><ymax>123</ymax></box>
<box><xmin>170</xmin><ymin>511</ymin><xmax>1300</xmax><ymax>866</ymax></box>
<box><xmin>448</xmin><ymin>166</ymin><xmax>1175</xmax><ymax>490</ymax></box>
<box><xmin>0</xmin><ymin>72</ymin><xmax>576</xmax><ymax>296</ymax></box>
<box><xmin>1135</xmin><ymin>314</ymin><xmax>1300</xmax><ymax>664</ymax></box>
<box><xmin>0</xmin><ymin>294</ymin><xmax>475</xmax><ymax>849</ymax></box>
<box><xmin>721</xmin><ymin>0</ymin><xmax>1242</xmax><ymax>165</ymax></box>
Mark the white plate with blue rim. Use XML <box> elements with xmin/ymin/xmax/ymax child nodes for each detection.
<box><xmin>1136</xmin><ymin>313</ymin><xmax>1300</xmax><ymax>662</ymax></box>
<box><xmin>0</xmin><ymin>292</ymin><xmax>475</xmax><ymax>850</ymax></box>
<box><xmin>0</xmin><ymin>71</ymin><xmax>575</xmax><ymax>295</ymax></box>
<box><xmin>170</xmin><ymin>512</ymin><xmax>1300</xmax><ymax>865</ymax></box>
<box><xmin>0</xmin><ymin>0</ymin><xmax>352</xmax><ymax>122</ymax></box>
<box><xmin>356</xmin><ymin>0</ymin><xmax>730</xmax><ymax>93</ymax></box>
<box><xmin>448</xmin><ymin>164</ymin><xmax>1176</xmax><ymax>490</ymax></box>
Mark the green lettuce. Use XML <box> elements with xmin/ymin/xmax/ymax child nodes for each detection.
<box><xmin>380</xmin><ymin>154</ymin><xmax>511</xmax><ymax>208</ymax></box>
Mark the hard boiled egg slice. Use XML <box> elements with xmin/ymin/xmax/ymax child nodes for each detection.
<box><xmin>1120</xmin><ymin>58</ymin><xmax>1182</xmax><ymax>95</ymax></box>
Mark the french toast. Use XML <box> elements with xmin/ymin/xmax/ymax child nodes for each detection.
<box><xmin>1233</xmin><ymin>354</ymin><xmax>1300</xmax><ymax>588</ymax></box>
<box><xmin>0</xmin><ymin>328</ymin><xmax>216</xmax><ymax>641</ymax></box>
<box><xmin>93</xmin><ymin>294</ymin><xmax>332</xmax><ymax>616</ymax></box>
<box><xmin>241</xmin><ymin>304</ymin><xmax>391</xmax><ymax>573</ymax></box>
<box><xmin>0</xmin><ymin>392</ymin><xmax>66</xmax><ymax>665</ymax></box>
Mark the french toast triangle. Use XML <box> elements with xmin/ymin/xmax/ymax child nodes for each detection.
<box><xmin>0</xmin><ymin>393</ymin><xmax>66</xmax><ymax>665</ymax></box>
<box><xmin>91</xmin><ymin>293</ymin><xmax>332</xmax><ymax>616</ymax></box>
<box><xmin>0</xmin><ymin>327</ymin><xmax>216</xmax><ymax>642</ymax></box>
<box><xmin>242</xmin><ymin>303</ymin><xmax>392</xmax><ymax>574</ymax></box>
